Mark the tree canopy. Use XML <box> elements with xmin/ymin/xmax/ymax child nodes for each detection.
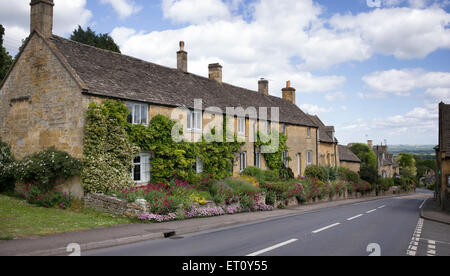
<box><xmin>349</xmin><ymin>143</ymin><xmax>378</xmax><ymax>184</ymax></box>
<box><xmin>0</xmin><ymin>24</ymin><xmax>13</xmax><ymax>83</ymax></box>
<box><xmin>70</xmin><ymin>26</ymin><xmax>121</xmax><ymax>53</ymax></box>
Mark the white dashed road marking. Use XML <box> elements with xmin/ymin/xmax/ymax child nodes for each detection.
<box><xmin>347</xmin><ymin>214</ymin><xmax>363</xmax><ymax>221</ymax></box>
<box><xmin>312</xmin><ymin>223</ymin><xmax>341</xmax><ymax>234</ymax></box>
<box><xmin>247</xmin><ymin>239</ymin><xmax>298</xmax><ymax>256</ymax></box>
<box><xmin>427</xmin><ymin>240</ymin><xmax>437</xmax><ymax>256</ymax></box>
<box><xmin>366</xmin><ymin>209</ymin><xmax>377</xmax><ymax>214</ymax></box>
<box><xmin>378</xmin><ymin>205</ymin><xmax>386</xmax><ymax>209</ymax></box>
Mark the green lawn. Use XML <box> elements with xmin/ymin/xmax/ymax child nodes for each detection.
<box><xmin>0</xmin><ymin>194</ymin><xmax>134</xmax><ymax>240</ymax></box>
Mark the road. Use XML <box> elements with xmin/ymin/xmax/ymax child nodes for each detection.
<box><xmin>85</xmin><ymin>191</ymin><xmax>450</xmax><ymax>256</ymax></box>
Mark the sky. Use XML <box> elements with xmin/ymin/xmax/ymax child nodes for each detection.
<box><xmin>1</xmin><ymin>0</ymin><xmax>449</xmax><ymax>146</ymax></box>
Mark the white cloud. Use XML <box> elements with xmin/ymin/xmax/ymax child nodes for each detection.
<box><xmin>325</xmin><ymin>91</ymin><xmax>346</xmax><ymax>102</ymax></box>
<box><xmin>361</xmin><ymin>69</ymin><xmax>450</xmax><ymax>96</ymax></box>
<box><xmin>0</xmin><ymin>0</ymin><xmax>92</xmax><ymax>54</ymax></box>
<box><xmin>100</xmin><ymin>0</ymin><xmax>142</xmax><ymax>19</ymax></box>
<box><xmin>300</xmin><ymin>104</ymin><xmax>334</xmax><ymax>114</ymax></box>
<box><xmin>162</xmin><ymin>0</ymin><xmax>232</xmax><ymax>24</ymax></box>
<box><xmin>330</xmin><ymin>7</ymin><xmax>450</xmax><ymax>60</ymax></box>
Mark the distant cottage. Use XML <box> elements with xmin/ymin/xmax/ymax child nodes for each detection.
<box><xmin>368</xmin><ymin>140</ymin><xmax>400</xmax><ymax>179</ymax></box>
<box><xmin>0</xmin><ymin>0</ymin><xmax>330</xmax><ymax>197</ymax></box>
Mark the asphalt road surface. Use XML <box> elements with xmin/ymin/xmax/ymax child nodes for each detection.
<box><xmin>85</xmin><ymin>192</ymin><xmax>450</xmax><ymax>256</ymax></box>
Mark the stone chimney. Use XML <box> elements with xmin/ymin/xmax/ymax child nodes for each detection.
<box><xmin>177</xmin><ymin>41</ymin><xmax>187</xmax><ymax>72</ymax></box>
<box><xmin>368</xmin><ymin>140</ymin><xmax>373</xmax><ymax>149</ymax></box>
<box><xmin>282</xmin><ymin>81</ymin><xmax>296</xmax><ymax>104</ymax></box>
<box><xmin>209</xmin><ymin>63</ymin><xmax>222</xmax><ymax>83</ymax></box>
<box><xmin>258</xmin><ymin>78</ymin><xmax>269</xmax><ymax>95</ymax></box>
<box><xmin>30</xmin><ymin>0</ymin><xmax>54</xmax><ymax>38</ymax></box>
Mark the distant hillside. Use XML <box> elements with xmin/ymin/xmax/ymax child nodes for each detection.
<box><xmin>388</xmin><ymin>145</ymin><xmax>436</xmax><ymax>159</ymax></box>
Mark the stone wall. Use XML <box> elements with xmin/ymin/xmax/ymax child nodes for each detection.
<box><xmin>340</xmin><ymin>161</ymin><xmax>361</xmax><ymax>173</ymax></box>
<box><xmin>84</xmin><ymin>194</ymin><xmax>146</xmax><ymax>218</ymax></box>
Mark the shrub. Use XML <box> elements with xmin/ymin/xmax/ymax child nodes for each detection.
<box><xmin>0</xmin><ymin>141</ymin><xmax>15</xmax><ymax>193</ymax></box>
<box><xmin>23</xmin><ymin>184</ymin><xmax>72</xmax><ymax>209</ymax></box>
<box><xmin>210</xmin><ymin>181</ymin><xmax>235</xmax><ymax>204</ymax></box>
<box><xmin>305</xmin><ymin>165</ymin><xmax>325</xmax><ymax>181</ymax></box>
<box><xmin>338</xmin><ymin>167</ymin><xmax>360</xmax><ymax>184</ymax></box>
<box><xmin>242</xmin><ymin>167</ymin><xmax>265</xmax><ymax>183</ymax></box>
<box><xmin>378</xmin><ymin>178</ymin><xmax>394</xmax><ymax>192</ymax></box>
<box><xmin>265</xmin><ymin>190</ymin><xmax>277</xmax><ymax>206</ymax></box>
<box><xmin>322</xmin><ymin>166</ymin><xmax>338</xmax><ymax>181</ymax></box>
<box><xmin>239</xmin><ymin>194</ymin><xmax>256</xmax><ymax>210</ymax></box>
<box><xmin>287</xmin><ymin>182</ymin><xmax>306</xmax><ymax>203</ymax></box>
<box><xmin>279</xmin><ymin>166</ymin><xmax>294</xmax><ymax>180</ymax></box>
<box><xmin>224</xmin><ymin>178</ymin><xmax>260</xmax><ymax>195</ymax></box>
<box><xmin>15</xmin><ymin>148</ymin><xmax>82</xmax><ymax>192</ymax></box>
<box><xmin>264</xmin><ymin>170</ymin><xmax>279</xmax><ymax>182</ymax></box>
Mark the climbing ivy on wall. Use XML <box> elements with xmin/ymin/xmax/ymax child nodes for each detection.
<box><xmin>82</xmin><ymin>100</ymin><xmax>245</xmax><ymax>192</ymax></box>
<box><xmin>81</xmin><ymin>100</ymin><xmax>139</xmax><ymax>193</ymax></box>
<box><xmin>255</xmin><ymin>131</ymin><xmax>289</xmax><ymax>173</ymax></box>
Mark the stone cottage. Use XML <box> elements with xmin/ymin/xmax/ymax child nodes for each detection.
<box><xmin>338</xmin><ymin>145</ymin><xmax>361</xmax><ymax>173</ymax></box>
<box><xmin>435</xmin><ymin>102</ymin><xmax>450</xmax><ymax>211</ymax></box>
<box><xmin>369</xmin><ymin>140</ymin><xmax>400</xmax><ymax>178</ymax></box>
<box><xmin>0</xmin><ymin>0</ymin><xmax>320</xmax><ymax>197</ymax></box>
<box><xmin>307</xmin><ymin>114</ymin><xmax>339</xmax><ymax>168</ymax></box>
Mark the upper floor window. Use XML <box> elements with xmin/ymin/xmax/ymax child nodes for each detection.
<box><xmin>307</xmin><ymin>127</ymin><xmax>311</xmax><ymax>138</ymax></box>
<box><xmin>238</xmin><ymin>117</ymin><xmax>246</xmax><ymax>136</ymax></box>
<box><xmin>187</xmin><ymin>110</ymin><xmax>202</xmax><ymax>132</ymax></box>
<box><xmin>283</xmin><ymin>150</ymin><xmax>289</xmax><ymax>167</ymax></box>
<box><xmin>282</xmin><ymin>123</ymin><xmax>287</xmax><ymax>135</ymax></box>
<box><xmin>255</xmin><ymin>150</ymin><xmax>261</xmax><ymax>169</ymax></box>
<box><xmin>127</xmin><ymin>102</ymin><xmax>149</xmax><ymax>126</ymax></box>
<box><xmin>263</xmin><ymin>121</ymin><xmax>270</xmax><ymax>135</ymax></box>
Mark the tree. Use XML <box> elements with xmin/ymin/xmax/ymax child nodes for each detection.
<box><xmin>349</xmin><ymin>143</ymin><xmax>378</xmax><ymax>185</ymax></box>
<box><xmin>0</xmin><ymin>24</ymin><xmax>13</xmax><ymax>83</ymax></box>
<box><xmin>397</xmin><ymin>153</ymin><xmax>417</xmax><ymax>179</ymax></box>
<box><xmin>70</xmin><ymin>26</ymin><xmax>121</xmax><ymax>53</ymax></box>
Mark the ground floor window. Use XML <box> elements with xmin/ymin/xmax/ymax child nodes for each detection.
<box><xmin>283</xmin><ymin>150</ymin><xmax>289</xmax><ymax>167</ymax></box>
<box><xmin>297</xmin><ymin>153</ymin><xmax>301</xmax><ymax>176</ymax></box>
<box><xmin>307</xmin><ymin>150</ymin><xmax>312</xmax><ymax>165</ymax></box>
<box><xmin>240</xmin><ymin>152</ymin><xmax>247</xmax><ymax>172</ymax></box>
<box><xmin>255</xmin><ymin>150</ymin><xmax>261</xmax><ymax>169</ymax></box>
<box><xmin>132</xmin><ymin>153</ymin><xmax>151</xmax><ymax>183</ymax></box>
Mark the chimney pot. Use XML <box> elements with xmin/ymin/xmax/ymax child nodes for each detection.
<box><xmin>30</xmin><ymin>0</ymin><xmax>54</xmax><ymax>38</ymax></box>
<box><xmin>258</xmin><ymin>78</ymin><xmax>269</xmax><ymax>95</ymax></box>
<box><xmin>177</xmin><ymin>41</ymin><xmax>188</xmax><ymax>72</ymax></box>
<box><xmin>209</xmin><ymin>63</ymin><xmax>223</xmax><ymax>83</ymax></box>
<box><xmin>282</xmin><ymin>80</ymin><xmax>296</xmax><ymax>104</ymax></box>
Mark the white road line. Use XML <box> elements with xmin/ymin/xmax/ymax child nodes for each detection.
<box><xmin>378</xmin><ymin>205</ymin><xmax>386</xmax><ymax>209</ymax></box>
<box><xmin>247</xmin><ymin>239</ymin><xmax>298</xmax><ymax>257</ymax></box>
<box><xmin>347</xmin><ymin>214</ymin><xmax>363</xmax><ymax>221</ymax></box>
<box><xmin>366</xmin><ymin>209</ymin><xmax>377</xmax><ymax>214</ymax></box>
<box><xmin>419</xmin><ymin>200</ymin><xmax>427</xmax><ymax>209</ymax></box>
<box><xmin>312</xmin><ymin>223</ymin><xmax>341</xmax><ymax>234</ymax></box>
<box><xmin>406</xmin><ymin>218</ymin><xmax>424</xmax><ymax>256</ymax></box>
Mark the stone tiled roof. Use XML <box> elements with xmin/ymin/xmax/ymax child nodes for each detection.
<box><xmin>441</xmin><ymin>103</ymin><xmax>450</xmax><ymax>157</ymax></box>
<box><xmin>48</xmin><ymin>35</ymin><xmax>318</xmax><ymax>128</ymax></box>
<box><xmin>307</xmin><ymin>114</ymin><xmax>336</xmax><ymax>143</ymax></box>
<box><xmin>338</xmin><ymin>145</ymin><xmax>361</xmax><ymax>163</ymax></box>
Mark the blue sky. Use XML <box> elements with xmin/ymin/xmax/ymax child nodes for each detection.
<box><xmin>1</xmin><ymin>0</ymin><xmax>450</xmax><ymax>146</ymax></box>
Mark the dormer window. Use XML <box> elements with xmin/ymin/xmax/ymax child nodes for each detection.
<box><xmin>126</xmin><ymin>102</ymin><xmax>149</xmax><ymax>126</ymax></box>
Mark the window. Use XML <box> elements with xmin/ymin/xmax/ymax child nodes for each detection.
<box><xmin>307</xmin><ymin>127</ymin><xmax>311</xmax><ymax>138</ymax></box>
<box><xmin>127</xmin><ymin>102</ymin><xmax>149</xmax><ymax>126</ymax></box>
<box><xmin>307</xmin><ymin>150</ymin><xmax>312</xmax><ymax>165</ymax></box>
<box><xmin>254</xmin><ymin>150</ymin><xmax>261</xmax><ymax>169</ymax></box>
<box><xmin>282</xmin><ymin>123</ymin><xmax>287</xmax><ymax>135</ymax></box>
<box><xmin>238</xmin><ymin>117</ymin><xmax>246</xmax><ymax>136</ymax></box>
<box><xmin>187</xmin><ymin>110</ymin><xmax>202</xmax><ymax>131</ymax></box>
<box><xmin>240</xmin><ymin>152</ymin><xmax>247</xmax><ymax>172</ymax></box>
<box><xmin>283</xmin><ymin>150</ymin><xmax>289</xmax><ymax>167</ymax></box>
<box><xmin>297</xmin><ymin>153</ymin><xmax>301</xmax><ymax>176</ymax></box>
<box><xmin>195</xmin><ymin>156</ymin><xmax>204</xmax><ymax>174</ymax></box>
<box><xmin>264</xmin><ymin>121</ymin><xmax>270</xmax><ymax>135</ymax></box>
<box><xmin>132</xmin><ymin>153</ymin><xmax>151</xmax><ymax>183</ymax></box>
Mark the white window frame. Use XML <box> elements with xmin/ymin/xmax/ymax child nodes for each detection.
<box><xmin>238</xmin><ymin>117</ymin><xmax>246</xmax><ymax>136</ymax></box>
<box><xmin>127</xmin><ymin>102</ymin><xmax>149</xmax><ymax>126</ymax></box>
<box><xmin>307</xmin><ymin>127</ymin><xmax>311</xmax><ymax>139</ymax></box>
<box><xmin>264</xmin><ymin>121</ymin><xmax>270</xmax><ymax>135</ymax></box>
<box><xmin>132</xmin><ymin>152</ymin><xmax>151</xmax><ymax>183</ymax></box>
<box><xmin>196</xmin><ymin>156</ymin><xmax>204</xmax><ymax>174</ymax></box>
<box><xmin>297</xmin><ymin>153</ymin><xmax>301</xmax><ymax>176</ymax></box>
<box><xmin>307</xmin><ymin>150</ymin><xmax>312</xmax><ymax>165</ymax></box>
<box><xmin>283</xmin><ymin>150</ymin><xmax>289</xmax><ymax>167</ymax></box>
<box><xmin>255</xmin><ymin>150</ymin><xmax>261</xmax><ymax>169</ymax></box>
<box><xmin>240</xmin><ymin>152</ymin><xmax>247</xmax><ymax>172</ymax></box>
<box><xmin>187</xmin><ymin>110</ymin><xmax>202</xmax><ymax>132</ymax></box>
